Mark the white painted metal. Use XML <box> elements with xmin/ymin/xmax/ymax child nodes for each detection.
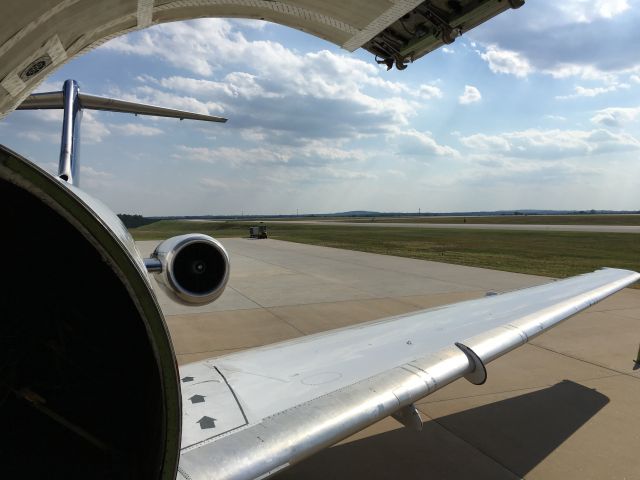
<box><xmin>178</xmin><ymin>268</ymin><xmax>639</xmax><ymax>480</ymax></box>
<box><xmin>180</xmin><ymin>362</ymin><xmax>247</xmax><ymax>449</ymax></box>
<box><xmin>156</xmin><ymin>1</ymin><xmax>358</xmax><ymax>35</ymax></box>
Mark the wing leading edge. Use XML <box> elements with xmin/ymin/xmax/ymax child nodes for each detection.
<box><xmin>18</xmin><ymin>90</ymin><xmax>227</xmax><ymax>122</ymax></box>
<box><xmin>178</xmin><ymin>268</ymin><xmax>639</xmax><ymax>480</ymax></box>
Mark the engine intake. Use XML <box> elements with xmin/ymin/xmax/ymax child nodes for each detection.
<box><xmin>149</xmin><ymin>234</ymin><xmax>230</xmax><ymax>305</ymax></box>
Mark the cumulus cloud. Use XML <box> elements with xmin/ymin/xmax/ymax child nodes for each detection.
<box><xmin>264</xmin><ymin>166</ymin><xmax>376</xmax><ymax>185</ymax></box>
<box><xmin>17</xmin><ymin>130</ymin><xmax>59</xmax><ymax>143</ymax></box>
<box><xmin>393</xmin><ymin>129</ymin><xmax>459</xmax><ymax>158</ymax></box>
<box><xmin>101</xmin><ymin>19</ymin><xmax>445</xmax><ymax>145</ymax></box>
<box><xmin>555</xmin><ymin>83</ymin><xmax>630</xmax><ymax>100</ymax></box>
<box><xmin>176</xmin><ymin>141</ymin><xmax>367</xmax><ymax>168</ymax></box>
<box><xmin>460</xmin><ymin>128</ymin><xmax>640</xmax><ymax>159</ymax></box>
<box><xmin>544</xmin><ymin>115</ymin><xmax>567</xmax><ymax>121</ymax></box>
<box><xmin>199</xmin><ymin>177</ymin><xmax>230</xmax><ymax>190</ymax></box>
<box><xmin>480</xmin><ymin>45</ymin><xmax>533</xmax><ymax>78</ymax></box>
<box><xmin>416</xmin><ymin>84</ymin><xmax>443</xmax><ymax>100</ymax></box>
<box><xmin>556</xmin><ymin>0</ymin><xmax>629</xmax><ymax>23</ymax></box>
<box><xmin>81</xmin><ymin>111</ymin><xmax>111</xmax><ymax>143</ymax></box>
<box><xmin>79</xmin><ymin>165</ymin><xmax>115</xmax><ymax>188</ymax></box>
<box><xmin>591</xmin><ymin>106</ymin><xmax>640</xmax><ymax>127</ymax></box>
<box><xmin>459</xmin><ymin>85</ymin><xmax>482</xmax><ymax>105</ymax></box>
<box><xmin>462</xmin><ymin>160</ymin><xmax>604</xmax><ymax>187</ymax></box>
<box><xmin>110</xmin><ymin>123</ymin><xmax>164</xmax><ymax>136</ymax></box>
<box><xmin>469</xmin><ymin>0</ymin><xmax>640</xmax><ymax>85</ymax></box>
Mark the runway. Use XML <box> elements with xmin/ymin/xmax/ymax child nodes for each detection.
<box><xmin>264</xmin><ymin>220</ymin><xmax>640</xmax><ymax>233</ymax></box>
<box><xmin>138</xmin><ymin>238</ymin><xmax>640</xmax><ymax>479</ymax></box>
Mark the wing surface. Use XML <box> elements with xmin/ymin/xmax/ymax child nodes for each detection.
<box><xmin>15</xmin><ymin>91</ymin><xmax>63</xmax><ymax>109</ymax></box>
<box><xmin>177</xmin><ymin>268</ymin><xmax>638</xmax><ymax>480</ymax></box>
<box><xmin>77</xmin><ymin>94</ymin><xmax>227</xmax><ymax>122</ymax></box>
<box><xmin>17</xmin><ymin>91</ymin><xmax>227</xmax><ymax>122</ymax></box>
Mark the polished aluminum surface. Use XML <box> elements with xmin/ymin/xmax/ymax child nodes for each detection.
<box><xmin>391</xmin><ymin>403</ymin><xmax>423</xmax><ymax>431</ymax></box>
<box><xmin>151</xmin><ymin>234</ymin><xmax>230</xmax><ymax>305</ymax></box>
<box><xmin>18</xmin><ymin>83</ymin><xmax>227</xmax><ymax>123</ymax></box>
<box><xmin>58</xmin><ymin>79</ymin><xmax>81</xmax><ymax>185</ymax></box>
<box><xmin>16</xmin><ymin>91</ymin><xmax>63</xmax><ymax>109</ymax></box>
<box><xmin>144</xmin><ymin>257</ymin><xmax>163</xmax><ymax>273</ymax></box>
<box><xmin>78</xmin><ymin>93</ymin><xmax>227</xmax><ymax>122</ymax></box>
<box><xmin>178</xmin><ymin>268</ymin><xmax>639</xmax><ymax>480</ymax></box>
<box><xmin>455</xmin><ymin>342</ymin><xmax>487</xmax><ymax>385</ymax></box>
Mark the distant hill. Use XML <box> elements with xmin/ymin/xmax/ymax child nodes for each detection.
<box><xmin>135</xmin><ymin>209</ymin><xmax>640</xmax><ymax>222</ymax></box>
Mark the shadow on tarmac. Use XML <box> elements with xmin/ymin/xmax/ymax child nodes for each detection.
<box><xmin>278</xmin><ymin>380</ymin><xmax>608</xmax><ymax>479</ymax></box>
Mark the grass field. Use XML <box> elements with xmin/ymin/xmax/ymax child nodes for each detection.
<box><xmin>308</xmin><ymin>214</ymin><xmax>640</xmax><ymax>225</ymax></box>
<box><xmin>131</xmin><ymin>220</ymin><xmax>640</xmax><ymax>287</ymax></box>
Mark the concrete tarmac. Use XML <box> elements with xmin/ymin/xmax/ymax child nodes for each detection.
<box><xmin>138</xmin><ymin>238</ymin><xmax>640</xmax><ymax>479</ymax></box>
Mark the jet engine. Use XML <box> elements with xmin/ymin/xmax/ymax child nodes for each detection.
<box><xmin>0</xmin><ymin>145</ymin><xmax>181</xmax><ymax>479</ymax></box>
<box><xmin>147</xmin><ymin>234</ymin><xmax>230</xmax><ymax>305</ymax></box>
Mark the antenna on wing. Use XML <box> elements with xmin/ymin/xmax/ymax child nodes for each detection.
<box><xmin>17</xmin><ymin>79</ymin><xmax>227</xmax><ymax>187</ymax></box>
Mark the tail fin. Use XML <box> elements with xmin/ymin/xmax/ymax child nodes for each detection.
<box><xmin>16</xmin><ymin>79</ymin><xmax>227</xmax><ymax>186</ymax></box>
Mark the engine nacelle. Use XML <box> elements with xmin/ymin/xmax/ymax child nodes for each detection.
<box><xmin>148</xmin><ymin>234</ymin><xmax>230</xmax><ymax>305</ymax></box>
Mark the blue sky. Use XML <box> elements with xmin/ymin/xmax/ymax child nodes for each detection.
<box><xmin>1</xmin><ymin>0</ymin><xmax>639</xmax><ymax>215</ymax></box>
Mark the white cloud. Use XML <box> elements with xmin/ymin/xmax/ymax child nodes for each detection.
<box><xmin>103</xmin><ymin>19</ymin><xmax>235</xmax><ymax>76</ymax></box>
<box><xmin>176</xmin><ymin>141</ymin><xmax>368</xmax><ymax>168</ymax></box>
<box><xmin>416</xmin><ymin>84</ymin><xmax>443</xmax><ymax>100</ymax></box>
<box><xmin>544</xmin><ymin>115</ymin><xmax>567</xmax><ymax>121</ymax></box>
<box><xmin>459</xmin><ymin>85</ymin><xmax>482</xmax><ymax>105</ymax></box>
<box><xmin>556</xmin><ymin>83</ymin><xmax>629</xmax><ymax>100</ymax></box>
<box><xmin>79</xmin><ymin>165</ymin><xmax>115</xmax><ymax>188</ymax></box>
<box><xmin>469</xmin><ymin>0</ymin><xmax>640</xmax><ymax>87</ymax></box>
<box><xmin>101</xmin><ymin>19</ymin><xmax>441</xmax><ymax>144</ymax></box>
<box><xmin>116</xmin><ymin>84</ymin><xmax>225</xmax><ymax>116</ymax></box>
<box><xmin>393</xmin><ymin>129</ymin><xmax>459</xmax><ymax>158</ymax></box>
<box><xmin>33</xmin><ymin>80</ymin><xmax>63</xmax><ymax>93</ymax></box>
<box><xmin>461</xmin><ymin>128</ymin><xmax>640</xmax><ymax>159</ymax></box>
<box><xmin>461</xmin><ymin>133</ymin><xmax>511</xmax><ymax>152</ymax></box>
<box><xmin>110</xmin><ymin>123</ymin><xmax>164</xmax><ymax>136</ymax></box>
<box><xmin>37</xmin><ymin>109</ymin><xmax>63</xmax><ymax>122</ymax></box>
<box><xmin>264</xmin><ymin>166</ymin><xmax>376</xmax><ymax>185</ymax></box>
<box><xmin>199</xmin><ymin>177</ymin><xmax>230</xmax><ymax>190</ymax></box>
<box><xmin>557</xmin><ymin>0</ymin><xmax>629</xmax><ymax>23</ymax></box>
<box><xmin>158</xmin><ymin>73</ymin><xmax>280</xmax><ymax>101</ymax></box>
<box><xmin>480</xmin><ymin>45</ymin><xmax>533</xmax><ymax>78</ymax></box>
<box><xmin>591</xmin><ymin>106</ymin><xmax>640</xmax><ymax>127</ymax></box>
<box><xmin>81</xmin><ymin>111</ymin><xmax>111</xmax><ymax>143</ymax></box>
<box><xmin>17</xmin><ymin>130</ymin><xmax>59</xmax><ymax>143</ymax></box>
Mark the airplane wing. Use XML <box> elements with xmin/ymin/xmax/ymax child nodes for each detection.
<box><xmin>177</xmin><ymin>268</ymin><xmax>639</xmax><ymax>480</ymax></box>
<box><xmin>2</xmin><ymin>136</ymin><xmax>639</xmax><ymax>480</ymax></box>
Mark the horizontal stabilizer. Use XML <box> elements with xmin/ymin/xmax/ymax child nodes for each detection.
<box><xmin>16</xmin><ymin>91</ymin><xmax>63</xmax><ymax>109</ymax></box>
<box><xmin>17</xmin><ymin>90</ymin><xmax>227</xmax><ymax>123</ymax></box>
<box><xmin>78</xmin><ymin>93</ymin><xmax>227</xmax><ymax>122</ymax></box>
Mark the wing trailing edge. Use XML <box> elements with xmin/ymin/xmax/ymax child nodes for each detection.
<box><xmin>177</xmin><ymin>268</ymin><xmax>639</xmax><ymax>480</ymax></box>
<box><xmin>17</xmin><ymin>90</ymin><xmax>227</xmax><ymax>122</ymax></box>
